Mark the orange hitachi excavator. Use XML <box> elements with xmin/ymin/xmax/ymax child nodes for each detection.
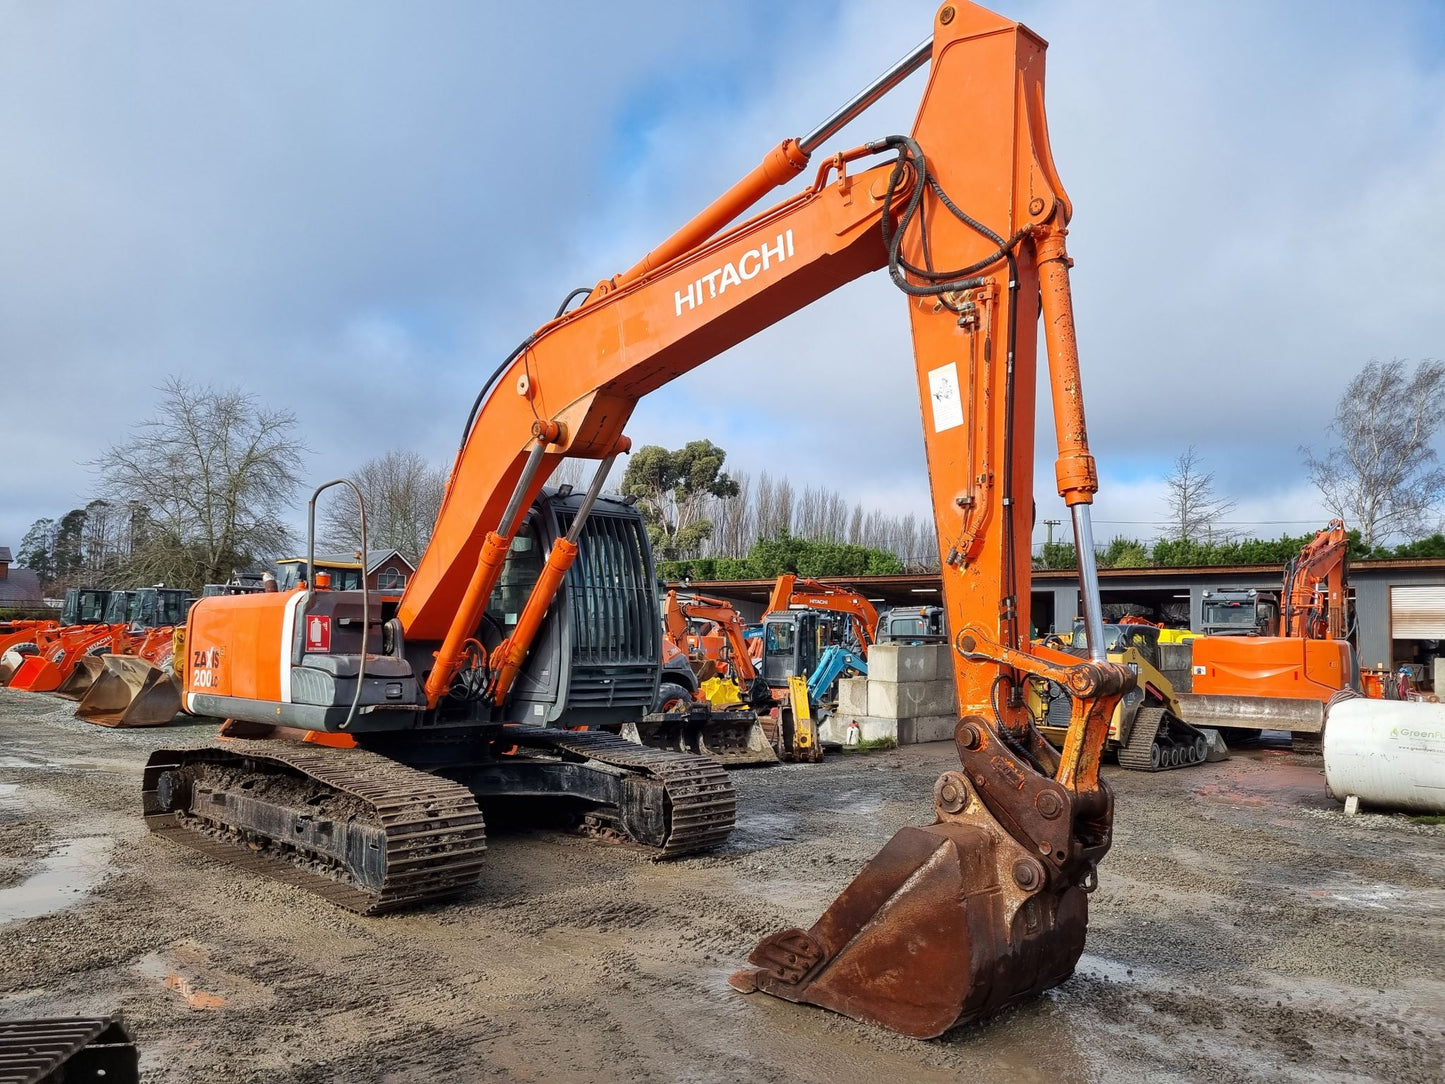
<box><xmin>1181</xmin><ymin>520</ymin><xmax>1361</xmax><ymax>737</ymax></box>
<box><xmin>140</xmin><ymin>1</ymin><xmax>1132</xmax><ymax>1038</ymax></box>
<box><xmin>760</xmin><ymin>573</ymin><xmax>880</xmax><ymax>658</ymax></box>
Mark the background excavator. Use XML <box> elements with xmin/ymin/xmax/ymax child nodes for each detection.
<box><xmin>1034</xmin><ymin>622</ymin><xmax>1211</xmax><ymax>771</ymax></box>
<box><xmin>649</xmin><ymin>589</ymin><xmax>781</xmax><ymax>766</ymax></box>
<box><xmin>136</xmin><ymin>0</ymin><xmax>1133</xmax><ymax>1039</ymax></box>
<box><xmin>1180</xmin><ymin>520</ymin><xmax>1362</xmax><ymax>740</ymax></box>
<box><xmin>756</xmin><ymin>574</ymin><xmax>878</xmax><ymax>704</ymax></box>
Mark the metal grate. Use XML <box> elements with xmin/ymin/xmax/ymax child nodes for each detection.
<box><xmin>558</xmin><ymin>509</ymin><xmax>659</xmax><ymax>668</ymax></box>
<box><xmin>0</xmin><ymin>1016</ymin><xmax>138</xmax><ymax>1084</ymax></box>
<box><xmin>568</xmin><ymin>666</ymin><xmax>659</xmax><ymax>707</ymax></box>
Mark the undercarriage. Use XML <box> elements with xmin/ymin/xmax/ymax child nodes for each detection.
<box><xmin>143</xmin><ymin>727</ymin><xmax>735</xmax><ymax>914</ymax></box>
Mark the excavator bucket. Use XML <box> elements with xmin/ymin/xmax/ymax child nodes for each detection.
<box><xmin>620</xmin><ymin>707</ymin><xmax>779</xmax><ymax>768</ymax></box>
<box><xmin>54</xmin><ymin>655</ymin><xmax>109</xmax><ymax>700</ymax></box>
<box><xmin>731</xmin><ymin>776</ymin><xmax>1091</xmax><ymax>1037</ymax></box>
<box><xmin>7</xmin><ymin>653</ymin><xmax>65</xmax><ymax>692</ymax></box>
<box><xmin>73</xmin><ymin>656</ymin><xmax>181</xmax><ymax>727</ymax></box>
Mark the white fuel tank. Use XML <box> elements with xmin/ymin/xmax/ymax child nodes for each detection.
<box><xmin>1323</xmin><ymin>696</ymin><xmax>1445</xmax><ymax>813</ymax></box>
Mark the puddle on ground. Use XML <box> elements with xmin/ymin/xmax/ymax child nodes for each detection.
<box><xmin>0</xmin><ymin>836</ymin><xmax>114</xmax><ymax>925</ymax></box>
<box><xmin>730</xmin><ymin>811</ymin><xmax>803</xmax><ymax>850</ymax></box>
<box><xmin>0</xmin><ymin>755</ymin><xmax>59</xmax><ymax>771</ymax></box>
<box><xmin>0</xmin><ymin>752</ymin><xmax>137</xmax><ymax>775</ymax></box>
<box><xmin>1073</xmin><ymin>952</ymin><xmax>1174</xmax><ymax>992</ymax></box>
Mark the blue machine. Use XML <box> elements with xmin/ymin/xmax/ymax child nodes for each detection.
<box><xmin>807</xmin><ymin>644</ymin><xmax>867</xmax><ymax>703</ymax></box>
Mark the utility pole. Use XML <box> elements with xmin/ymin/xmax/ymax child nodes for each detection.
<box><xmin>1044</xmin><ymin>519</ymin><xmax>1061</xmax><ymax>546</ymax></box>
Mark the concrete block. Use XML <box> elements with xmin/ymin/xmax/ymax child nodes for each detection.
<box><xmin>832</xmin><ymin>715</ymin><xmax>898</xmax><ymax>745</ymax></box>
<box><xmin>837</xmin><ymin>676</ymin><xmax>869</xmax><ymax>716</ymax></box>
<box><xmin>898</xmin><ymin>715</ymin><xmax>958</xmax><ymax>744</ymax></box>
<box><xmin>867</xmin><ymin>678</ymin><xmax>957</xmax><ymax>720</ymax></box>
<box><xmin>866</xmin><ymin>643</ymin><xmax>947</xmax><ymax>684</ymax></box>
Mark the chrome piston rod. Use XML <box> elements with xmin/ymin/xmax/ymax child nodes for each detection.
<box><xmin>798</xmin><ymin>37</ymin><xmax>933</xmax><ymax>154</ymax></box>
<box><xmin>1071</xmin><ymin>503</ymin><xmax>1107</xmax><ymax>663</ymax></box>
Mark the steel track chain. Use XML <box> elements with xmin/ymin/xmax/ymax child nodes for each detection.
<box><xmin>508</xmin><ymin>728</ymin><xmax>736</xmax><ymax>856</ymax></box>
<box><xmin>143</xmin><ymin>740</ymin><xmax>487</xmax><ymax>915</ymax></box>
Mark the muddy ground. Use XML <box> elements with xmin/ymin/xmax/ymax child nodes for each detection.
<box><xmin>0</xmin><ymin>688</ymin><xmax>1441</xmax><ymax>1083</ymax></box>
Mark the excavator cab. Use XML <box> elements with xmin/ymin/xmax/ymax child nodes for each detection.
<box><xmin>1200</xmin><ymin>589</ymin><xmax>1279</xmax><ymax>637</ymax></box>
<box><xmin>103</xmin><ymin>592</ymin><xmax>132</xmax><ymax>626</ymax></box>
<box><xmin>760</xmin><ymin>610</ymin><xmax>822</xmax><ymax>689</ymax></box>
<box><xmin>125</xmin><ymin>588</ymin><xmax>190</xmax><ymax>630</ymax></box>
<box><xmin>61</xmin><ymin>588</ymin><xmax>111</xmax><ymax>626</ymax></box>
<box><xmin>878</xmin><ymin>605</ymin><xmax>948</xmax><ymax>644</ymax></box>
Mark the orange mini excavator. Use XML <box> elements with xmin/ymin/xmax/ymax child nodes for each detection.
<box><xmin>140</xmin><ymin>1</ymin><xmax>1132</xmax><ymax>1038</ymax></box>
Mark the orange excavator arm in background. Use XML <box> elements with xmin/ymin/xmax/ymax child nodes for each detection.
<box><xmin>1279</xmin><ymin>520</ymin><xmax>1349</xmax><ymax>640</ymax></box>
<box><xmin>664</xmin><ymin>590</ymin><xmax>760</xmax><ymax>682</ymax></box>
<box><xmin>765</xmin><ymin>574</ymin><xmax>880</xmax><ymax>654</ymax></box>
<box><xmin>391</xmin><ymin>1</ymin><xmax>1130</xmax><ymax>1037</ymax></box>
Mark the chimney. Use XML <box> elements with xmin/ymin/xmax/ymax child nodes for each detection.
<box><xmin>0</xmin><ymin>546</ymin><xmax>11</xmax><ymax>581</ymax></box>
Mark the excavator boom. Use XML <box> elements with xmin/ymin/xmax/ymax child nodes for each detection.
<box><xmin>393</xmin><ymin>0</ymin><xmax>1129</xmax><ymax>1036</ymax></box>
<box><xmin>1280</xmin><ymin>519</ymin><xmax>1349</xmax><ymax>640</ymax></box>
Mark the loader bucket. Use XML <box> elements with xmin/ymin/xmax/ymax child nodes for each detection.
<box><xmin>8</xmin><ymin>654</ymin><xmax>64</xmax><ymax>692</ymax></box>
<box><xmin>54</xmin><ymin>655</ymin><xmax>108</xmax><ymax>701</ymax></box>
<box><xmin>620</xmin><ymin>709</ymin><xmax>779</xmax><ymax>768</ymax></box>
<box><xmin>730</xmin><ymin>820</ymin><xmax>1088</xmax><ymax>1038</ymax></box>
<box><xmin>73</xmin><ymin>656</ymin><xmax>181</xmax><ymax>727</ymax></box>
<box><xmin>1175</xmin><ymin>692</ymin><xmax>1324</xmax><ymax>734</ymax></box>
<box><xmin>0</xmin><ymin>645</ymin><xmax>38</xmax><ymax>685</ymax></box>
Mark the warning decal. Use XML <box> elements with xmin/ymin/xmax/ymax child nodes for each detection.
<box><xmin>928</xmin><ymin>363</ymin><xmax>965</xmax><ymax>433</ymax></box>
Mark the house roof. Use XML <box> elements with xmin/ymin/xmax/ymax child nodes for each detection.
<box><xmin>275</xmin><ymin>549</ymin><xmax>416</xmax><ymax>574</ymax></box>
<box><xmin>0</xmin><ymin>547</ymin><xmax>12</xmax><ymax>564</ymax></box>
<box><xmin>0</xmin><ymin>567</ymin><xmax>44</xmax><ymax>604</ymax></box>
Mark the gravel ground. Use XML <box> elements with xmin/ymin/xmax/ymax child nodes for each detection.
<box><xmin>0</xmin><ymin>686</ymin><xmax>1441</xmax><ymax>1083</ymax></box>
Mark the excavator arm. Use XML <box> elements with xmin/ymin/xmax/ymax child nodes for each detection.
<box><xmin>665</xmin><ymin>591</ymin><xmax>760</xmax><ymax>683</ymax></box>
<box><xmin>1280</xmin><ymin>520</ymin><xmax>1349</xmax><ymax>640</ymax></box>
<box><xmin>394</xmin><ymin>0</ymin><xmax>1131</xmax><ymax>1037</ymax></box>
<box><xmin>765</xmin><ymin>574</ymin><xmax>880</xmax><ymax>654</ymax></box>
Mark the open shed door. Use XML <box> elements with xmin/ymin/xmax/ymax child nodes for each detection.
<box><xmin>1391</xmin><ymin>586</ymin><xmax>1445</xmax><ymax>638</ymax></box>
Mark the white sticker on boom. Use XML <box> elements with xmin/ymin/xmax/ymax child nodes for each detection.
<box><xmin>928</xmin><ymin>363</ymin><xmax>965</xmax><ymax>432</ymax></box>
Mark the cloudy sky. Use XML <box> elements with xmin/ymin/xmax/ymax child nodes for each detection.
<box><xmin>2</xmin><ymin>0</ymin><xmax>1443</xmax><ymax>557</ymax></box>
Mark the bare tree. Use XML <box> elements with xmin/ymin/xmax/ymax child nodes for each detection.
<box><xmin>1163</xmin><ymin>446</ymin><xmax>1236</xmax><ymax>542</ymax></box>
<box><xmin>705</xmin><ymin>469</ymin><xmax>754</xmax><ymax>557</ymax></box>
<box><xmin>93</xmin><ymin>377</ymin><xmax>307</xmax><ymax>588</ymax></box>
<box><xmin>754</xmin><ymin>471</ymin><xmax>794</xmax><ymax>539</ymax></box>
<box><xmin>322</xmin><ymin>449</ymin><xmax>448</xmax><ymax>562</ymax></box>
<box><xmin>1303</xmin><ymin>358</ymin><xmax>1445</xmax><ymax>547</ymax></box>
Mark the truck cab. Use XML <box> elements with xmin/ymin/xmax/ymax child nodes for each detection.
<box><xmin>878</xmin><ymin>605</ymin><xmax>947</xmax><ymax>644</ymax></box>
<box><xmin>1200</xmin><ymin>589</ymin><xmax>1279</xmax><ymax>636</ymax></box>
